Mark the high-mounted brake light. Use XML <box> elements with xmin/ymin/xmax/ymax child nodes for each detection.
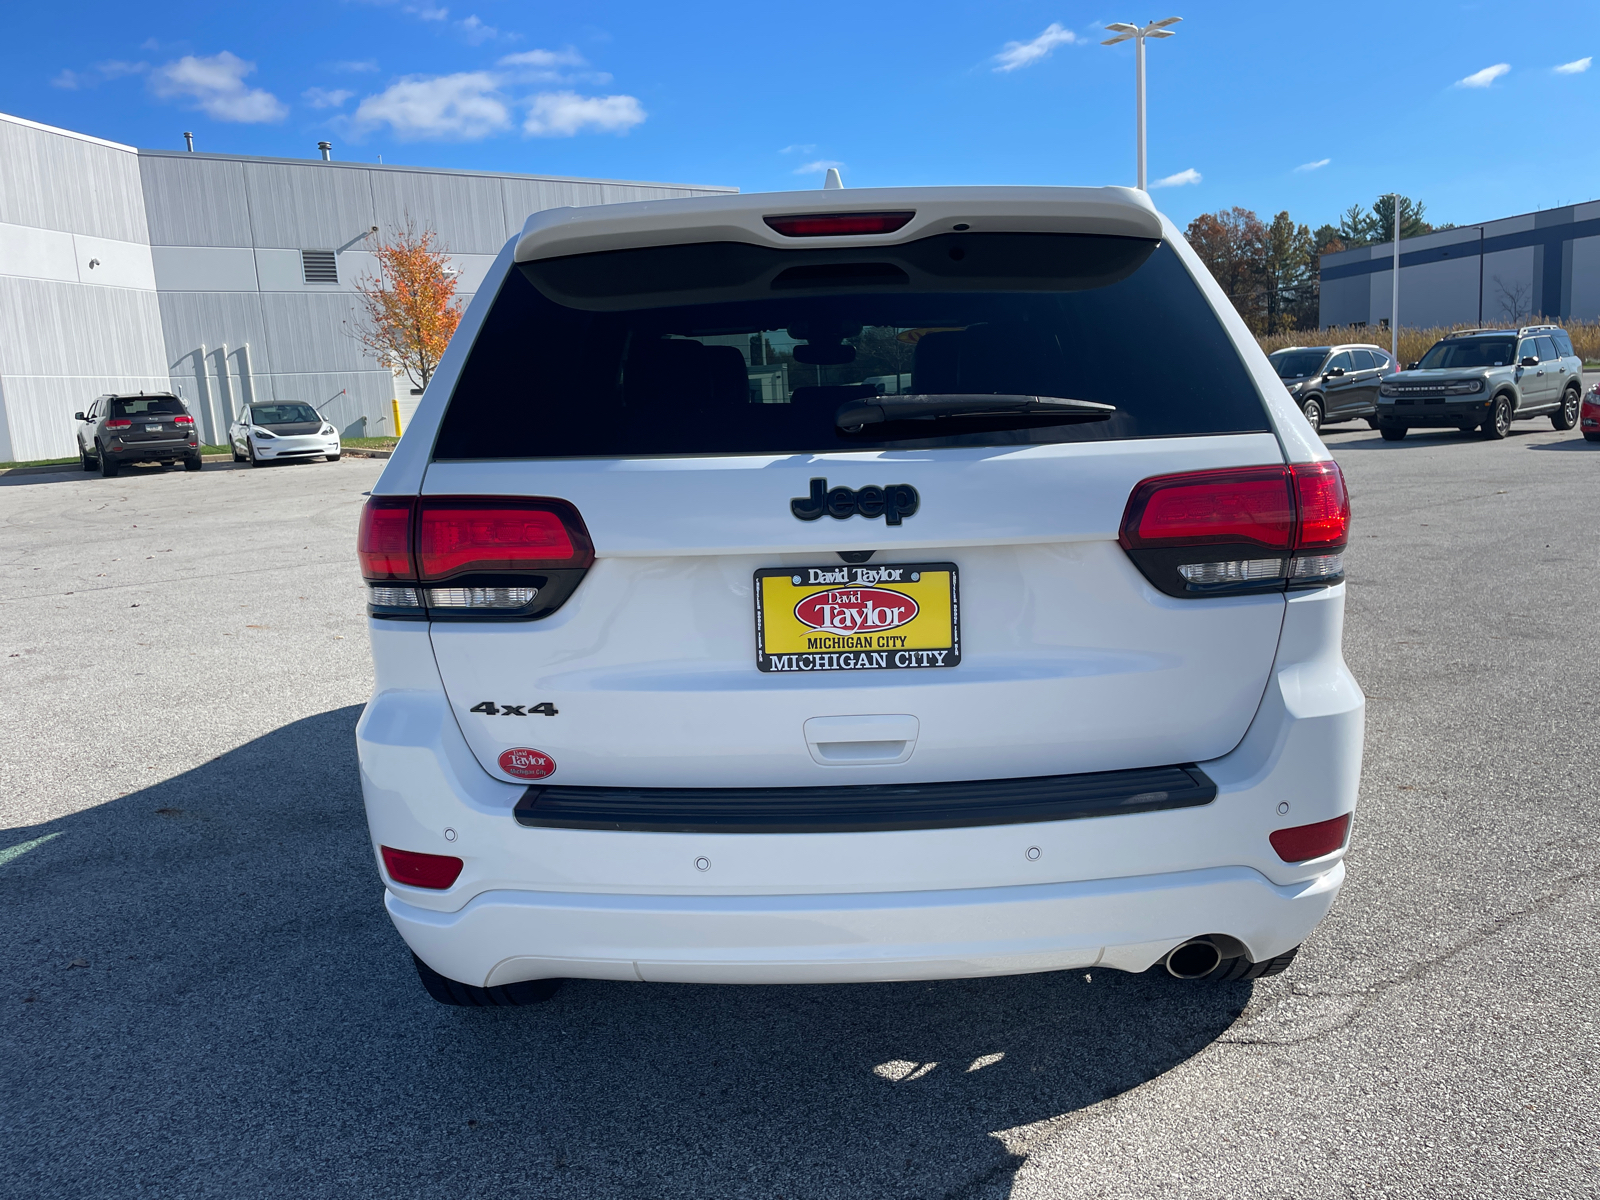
<box><xmin>763</xmin><ymin>211</ymin><xmax>916</xmax><ymax>237</ymax></box>
<box><xmin>1269</xmin><ymin>813</ymin><xmax>1351</xmax><ymax>862</ymax></box>
<box><xmin>1119</xmin><ymin>462</ymin><xmax>1350</xmax><ymax>598</ymax></box>
<box><xmin>380</xmin><ymin>846</ymin><xmax>463</xmax><ymax>889</ymax></box>
<box><xmin>357</xmin><ymin>496</ymin><xmax>594</xmax><ymax>620</ymax></box>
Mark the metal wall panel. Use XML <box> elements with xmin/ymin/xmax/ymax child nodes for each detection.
<box><xmin>370</xmin><ymin>170</ymin><xmax>511</xmax><ymax>254</ymax></box>
<box><xmin>244</xmin><ymin>161</ymin><xmax>377</xmax><ymax>249</ymax></box>
<box><xmin>139</xmin><ymin>155</ymin><xmax>253</xmax><ymax>247</ymax></box>
<box><xmin>156</xmin><ymin>292</ymin><xmax>271</xmax><ymax>374</ymax></box>
<box><xmin>0</xmin><ymin>372</ymin><xmax>171</xmax><ymax>461</ymax></box>
<box><xmin>0</xmin><ymin>116</ymin><xmax>148</xmax><ymax>242</ymax></box>
<box><xmin>0</xmin><ymin>276</ymin><xmax>165</xmax><ymax>377</ymax></box>
<box><xmin>257</xmin><ymin>291</ymin><xmax>377</xmax><ymax>373</ymax></box>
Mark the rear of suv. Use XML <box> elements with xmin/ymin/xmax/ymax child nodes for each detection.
<box><xmin>356</xmin><ymin>186</ymin><xmax>1364</xmax><ymax>1004</ymax></box>
<box><xmin>1374</xmin><ymin>325</ymin><xmax>1583</xmax><ymax>440</ymax></box>
<box><xmin>76</xmin><ymin>393</ymin><xmax>202</xmax><ymax>476</ymax></box>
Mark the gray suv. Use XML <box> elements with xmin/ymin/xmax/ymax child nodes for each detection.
<box><xmin>75</xmin><ymin>393</ymin><xmax>203</xmax><ymax>476</ymax></box>
<box><xmin>1267</xmin><ymin>343</ymin><xmax>1393</xmax><ymax>432</ymax></box>
<box><xmin>1374</xmin><ymin>326</ymin><xmax>1584</xmax><ymax>441</ymax></box>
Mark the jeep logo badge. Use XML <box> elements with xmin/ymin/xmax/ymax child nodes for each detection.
<box><xmin>790</xmin><ymin>478</ymin><xmax>920</xmax><ymax>525</ymax></box>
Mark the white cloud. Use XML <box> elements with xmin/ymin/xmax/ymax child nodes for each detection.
<box><xmin>1456</xmin><ymin>63</ymin><xmax>1510</xmax><ymax>88</ymax></box>
<box><xmin>303</xmin><ymin>87</ymin><xmax>354</xmax><ymax>109</ymax></box>
<box><xmin>523</xmin><ymin>91</ymin><xmax>645</xmax><ymax>136</ymax></box>
<box><xmin>993</xmin><ymin>23</ymin><xmax>1076</xmax><ymax>72</ymax></box>
<box><xmin>1295</xmin><ymin>158</ymin><xmax>1331</xmax><ymax>172</ymax></box>
<box><xmin>793</xmin><ymin>159</ymin><xmax>844</xmax><ymax>175</ymax></box>
<box><xmin>780</xmin><ymin>143</ymin><xmax>817</xmax><ymax>155</ymax></box>
<box><xmin>458</xmin><ymin>15</ymin><xmax>499</xmax><ymax>44</ymax></box>
<box><xmin>497</xmin><ymin>47</ymin><xmax>607</xmax><ymax>84</ymax></box>
<box><xmin>353</xmin><ymin>72</ymin><xmax>510</xmax><ymax>140</ymax></box>
<box><xmin>1554</xmin><ymin>56</ymin><xmax>1592</xmax><ymax>75</ymax></box>
<box><xmin>1150</xmin><ymin>167</ymin><xmax>1202</xmax><ymax>188</ymax></box>
<box><xmin>407</xmin><ymin>4</ymin><xmax>449</xmax><ymax>19</ymax></box>
<box><xmin>149</xmin><ymin>52</ymin><xmax>288</xmax><ymax>123</ymax></box>
<box><xmin>51</xmin><ymin>60</ymin><xmax>148</xmax><ymax>89</ymax></box>
<box><xmin>331</xmin><ymin>59</ymin><xmax>379</xmax><ymax>73</ymax></box>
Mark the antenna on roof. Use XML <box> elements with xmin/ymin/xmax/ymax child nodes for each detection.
<box><xmin>823</xmin><ymin>167</ymin><xmax>843</xmax><ymax>190</ymax></box>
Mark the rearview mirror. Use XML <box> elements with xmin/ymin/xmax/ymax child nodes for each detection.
<box><xmin>73</xmin><ymin>411</ymin><xmax>86</xmax><ymax>421</ymax></box>
<box><xmin>1406</xmin><ymin>362</ymin><xmax>1419</xmax><ymax>370</ymax></box>
<box><xmin>1520</xmin><ymin>355</ymin><xmax>1538</xmax><ymax>367</ymax></box>
<box><xmin>1325</xmin><ymin>366</ymin><xmax>1345</xmax><ymax>377</ymax></box>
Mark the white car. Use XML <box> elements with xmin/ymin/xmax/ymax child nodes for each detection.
<box><xmin>356</xmin><ymin>186</ymin><xmax>1364</xmax><ymax>1007</ymax></box>
<box><xmin>229</xmin><ymin>402</ymin><xmax>341</xmax><ymax>466</ymax></box>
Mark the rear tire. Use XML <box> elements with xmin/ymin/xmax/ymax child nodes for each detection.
<box><xmin>1301</xmin><ymin>398</ymin><xmax>1323</xmax><ymax>432</ymax></box>
<box><xmin>1552</xmin><ymin>385</ymin><xmax>1580</xmax><ymax>431</ymax></box>
<box><xmin>80</xmin><ymin>446</ymin><xmax>95</xmax><ymax>471</ymax></box>
<box><xmin>98</xmin><ymin>444</ymin><xmax>118</xmax><ymax>477</ymax></box>
<box><xmin>411</xmin><ymin>953</ymin><xmax>562</xmax><ymax>1007</ymax></box>
<box><xmin>1481</xmin><ymin>395</ymin><xmax>1512</xmax><ymax>439</ymax></box>
<box><xmin>232</xmin><ymin>443</ymin><xmax>245</xmax><ymax>463</ymax></box>
<box><xmin>184</xmin><ymin>454</ymin><xmax>203</xmax><ymax>472</ymax></box>
<box><xmin>1378</xmin><ymin>423</ymin><xmax>1408</xmax><ymax>441</ymax></box>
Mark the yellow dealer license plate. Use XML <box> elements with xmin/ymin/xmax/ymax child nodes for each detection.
<box><xmin>754</xmin><ymin>563</ymin><xmax>960</xmax><ymax>673</ymax></box>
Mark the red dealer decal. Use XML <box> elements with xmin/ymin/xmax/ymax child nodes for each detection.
<box><xmin>794</xmin><ymin>587</ymin><xmax>919</xmax><ymax>634</ymax></box>
<box><xmin>499</xmin><ymin>747</ymin><xmax>556</xmax><ymax>780</ymax></box>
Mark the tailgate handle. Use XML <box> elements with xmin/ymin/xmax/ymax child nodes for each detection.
<box><xmin>804</xmin><ymin>714</ymin><xmax>918</xmax><ymax>766</ymax></box>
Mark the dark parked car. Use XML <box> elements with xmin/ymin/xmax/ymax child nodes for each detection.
<box><xmin>75</xmin><ymin>393</ymin><xmax>202</xmax><ymax>477</ymax></box>
<box><xmin>1374</xmin><ymin>326</ymin><xmax>1584</xmax><ymax>441</ymax></box>
<box><xmin>1267</xmin><ymin>343</ymin><xmax>1394</xmax><ymax>432</ymax></box>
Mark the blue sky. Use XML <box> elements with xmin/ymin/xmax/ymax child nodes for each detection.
<box><xmin>5</xmin><ymin>1</ymin><xmax>1597</xmax><ymax>235</ymax></box>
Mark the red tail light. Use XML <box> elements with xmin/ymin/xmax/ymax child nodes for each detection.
<box><xmin>1119</xmin><ymin>461</ymin><xmax>1350</xmax><ymax>597</ymax></box>
<box><xmin>380</xmin><ymin>846</ymin><xmax>463</xmax><ymax>889</ymax></box>
<box><xmin>173</xmin><ymin>414</ymin><xmax>195</xmax><ymax>426</ymax></box>
<box><xmin>357</xmin><ymin>498</ymin><xmax>416</xmax><ymax>581</ymax></box>
<box><xmin>763</xmin><ymin>211</ymin><xmax>916</xmax><ymax>237</ymax></box>
<box><xmin>105</xmin><ymin>418</ymin><xmax>132</xmax><ymax>430</ymax></box>
<box><xmin>418</xmin><ymin>500</ymin><xmax>593</xmax><ymax>579</ymax></box>
<box><xmin>1269</xmin><ymin>813</ymin><xmax>1351</xmax><ymax>862</ymax></box>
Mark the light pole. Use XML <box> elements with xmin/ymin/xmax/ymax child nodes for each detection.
<box><xmin>1387</xmin><ymin>194</ymin><xmax>1400</xmax><ymax>362</ymax></box>
<box><xmin>1101</xmin><ymin>18</ymin><xmax>1181</xmax><ymax>190</ymax></box>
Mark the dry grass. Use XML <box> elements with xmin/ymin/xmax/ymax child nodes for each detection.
<box><xmin>1256</xmin><ymin>321</ymin><xmax>1600</xmax><ymax>365</ymax></box>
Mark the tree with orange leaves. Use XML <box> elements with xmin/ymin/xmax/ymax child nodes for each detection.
<box><xmin>350</xmin><ymin>222</ymin><xmax>462</xmax><ymax>392</ymax></box>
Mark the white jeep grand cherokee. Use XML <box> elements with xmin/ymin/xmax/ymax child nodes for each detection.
<box><xmin>355</xmin><ymin>186</ymin><xmax>1363</xmax><ymax>1006</ymax></box>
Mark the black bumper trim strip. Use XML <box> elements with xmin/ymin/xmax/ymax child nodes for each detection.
<box><xmin>512</xmin><ymin>764</ymin><xmax>1216</xmax><ymax>834</ymax></box>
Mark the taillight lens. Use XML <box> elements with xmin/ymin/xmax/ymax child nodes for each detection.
<box><xmin>418</xmin><ymin>502</ymin><xmax>592</xmax><ymax>579</ymax></box>
<box><xmin>1119</xmin><ymin>461</ymin><xmax>1350</xmax><ymax>597</ymax></box>
<box><xmin>173</xmin><ymin>414</ymin><xmax>195</xmax><ymax>426</ymax></box>
<box><xmin>1269</xmin><ymin>813</ymin><xmax>1351</xmax><ymax>862</ymax></box>
<box><xmin>380</xmin><ymin>846</ymin><xmax>463</xmax><ymax>889</ymax></box>
<box><xmin>763</xmin><ymin>211</ymin><xmax>916</xmax><ymax>237</ymax></box>
<box><xmin>357</xmin><ymin>496</ymin><xmax>593</xmax><ymax>620</ymax></box>
<box><xmin>357</xmin><ymin>498</ymin><xmax>416</xmax><ymax>581</ymax></box>
<box><xmin>105</xmin><ymin>418</ymin><xmax>132</xmax><ymax>429</ymax></box>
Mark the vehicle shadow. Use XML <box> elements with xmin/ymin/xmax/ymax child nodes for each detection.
<box><xmin>2</xmin><ymin>707</ymin><xmax>1253</xmax><ymax>1200</ymax></box>
<box><xmin>1525</xmin><ymin>439</ymin><xmax>1597</xmax><ymax>451</ymax></box>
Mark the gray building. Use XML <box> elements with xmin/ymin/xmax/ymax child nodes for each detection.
<box><xmin>1319</xmin><ymin>201</ymin><xmax>1600</xmax><ymax>331</ymax></box>
<box><xmin>0</xmin><ymin>110</ymin><xmax>735</xmax><ymax>463</ymax></box>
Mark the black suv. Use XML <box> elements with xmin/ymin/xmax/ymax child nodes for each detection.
<box><xmin>1374</xmin><ymin>326</ymin><xmax>1584</xmax><ymax>441</ymax></box>
<box><xmin>1267</xmin><ymin>343</ymin><xmax>1394</xmax><ymax>432</ymax></box>
<box><xmin>75</xmin><ymin>393</ymin><xmax>203</xmax><ymax>477</ymax></box>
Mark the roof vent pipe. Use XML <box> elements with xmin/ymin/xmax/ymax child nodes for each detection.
<box><xmin>183</xmin><ymin>132</ymin><xmax>194</xmax><ymax>152</ymax></box>
<box><xmin>318</xmin><ymin>141</ymin><xmax>332</xmax><ymax>161</ymax></box>
<box><xmin>823</xmin><ymin>167</ymin><xmax>843</xmax><ymax>190</ymax></box>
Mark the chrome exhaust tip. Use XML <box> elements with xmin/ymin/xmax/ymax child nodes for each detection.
<box><xmin>1165</xmin><ymin>938</ymin><xmax>1223</xmax><ymax>979</ymax></box>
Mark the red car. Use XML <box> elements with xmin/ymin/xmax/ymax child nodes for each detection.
<box><xmin>1584</xmin><ymin>383</ymin><xmax>1600</xmax><ymax>442</ymax></box>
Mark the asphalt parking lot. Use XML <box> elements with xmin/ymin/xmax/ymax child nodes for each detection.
<box><xmin>3</xmin><ymin>428</ymin><xmax>1598</xmax><ymax>1199</ymax></box>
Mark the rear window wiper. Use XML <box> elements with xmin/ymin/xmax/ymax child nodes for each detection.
<box><xmin>836</xmin><ymin>394</ymin><xmax>1116</xmax><ymax>433</ymax></box>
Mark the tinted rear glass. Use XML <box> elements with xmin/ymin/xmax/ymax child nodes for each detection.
<box><xmin>435</xmin><ymin>233</ymin><xmax>1268</xmax><ymax>459</ymax></box>
<box><xmin>111</xmin><ymin>396</ymin><xmax>185</xmax><ymax>417</ymax></box>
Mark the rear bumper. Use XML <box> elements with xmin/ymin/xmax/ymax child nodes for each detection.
<box><xmin>388</xmin><ymin>862</ymin><xmax>1342</xmax><ymax>985</ymax></box>
<box><xmin>111</xmin><ymin>439</ymin><xmax>197</xmax><ymax>460</ymax></box>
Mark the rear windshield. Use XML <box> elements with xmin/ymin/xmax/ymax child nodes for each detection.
<box><xmin>111</xmin><ymin>396</ymin><xmax>185</xmax><ymax>417</ymax></box>
<box><xmin>251</xmin><ymin>404</ymin><xmax>320</xmax><ymax>424</ymax></box>
<box><xmin>1417</xmin><ymin>338</ymin><xmax>1515</xmax><ymax>369</ymax></box>
<box><xmin>1269</xmin><ymin>349</ymin><xmax>1329</xmax><ymax>379</ymax></box>
<box><xmin>435</xmin><ymin>232</ymin><xmax>1268</xmax><ymax>459</ymax></box>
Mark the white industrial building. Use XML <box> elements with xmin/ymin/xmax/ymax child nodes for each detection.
<box><xmin>0</xmin><ymin>110</ymin><xmax>735</xmax><ymax>463</ymax></box>
<box><xmin>1319</xmin><ymin>202</ymin><xmax>1600</xmax><ymax>330</ymax></box>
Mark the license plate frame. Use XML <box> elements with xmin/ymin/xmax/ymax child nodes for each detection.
<box><xmin>753</xmin><ymin>562</ymin><xmax>960</xmax><ymax>674</ymax></box>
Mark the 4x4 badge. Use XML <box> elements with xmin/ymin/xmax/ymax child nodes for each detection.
<box><xmin>790</xmin><ymin>478</ymin><xmax>920</xmax><ymax>525</ymax></box>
